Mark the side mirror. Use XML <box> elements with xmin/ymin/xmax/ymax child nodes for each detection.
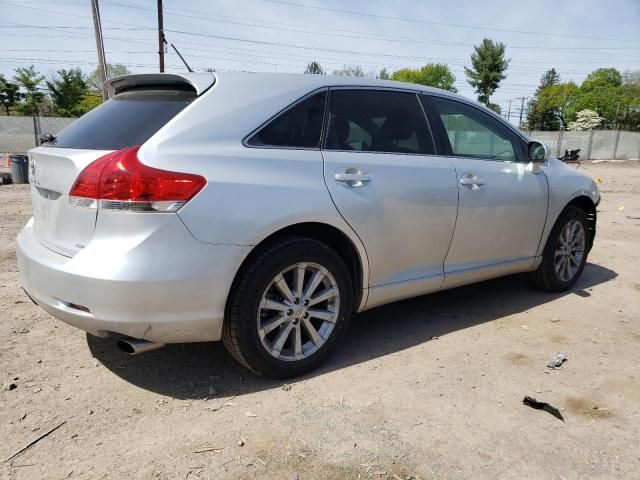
<box><xmin>528</xmin><ymin>141</ymin><xmax>551</xmax><ymax>163</ymax></box>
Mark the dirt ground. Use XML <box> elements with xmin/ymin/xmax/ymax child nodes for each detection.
<box><xmin>1</xmin><ymin>161</ymin><xmax>639</xmax><ymax>480</ymax></box>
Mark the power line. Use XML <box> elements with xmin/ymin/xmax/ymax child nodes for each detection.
<box><xmin>3</xmin><ymin>1</ymin><xmax>638</xmax><ymax>52</ymax></box>
<box><xmin>99</xmin><ymin>1</ymin><xmax>640</xmax><ymax>51</ymax></box>
<box><xmin>262</xmin><ymin>0</ymin><xmax>640</xmax><ymax>44</ymax></box>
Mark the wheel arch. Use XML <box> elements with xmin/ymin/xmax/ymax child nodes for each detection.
<box><xmin>225</xmin><ymin>222</ymin><xmax>368</xmax><ymax>317</ymax></box>
<box><xmin>565</xmin><ymin>195</ymin><xmax>597</xmax><ymax>252</ymax></box>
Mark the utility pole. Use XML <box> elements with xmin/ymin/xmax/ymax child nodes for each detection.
<box><xmin>518</xmin><ymin>96</ymin><xmax>526</xmax><ymax>129</ymax></box>
<box><xmin>507</xmin><ymin>99</ymin><xmax>512</xmax><ymax>122</ymax></box>
<box><xmin>90</xmin><ymin>0</ymin><xmax>108</xmax><ymax>101</ymax></box>
<box><xmin>157</xmin><ymin>0</ymin><xmax>164</xmax><ymax>72</ymax></box>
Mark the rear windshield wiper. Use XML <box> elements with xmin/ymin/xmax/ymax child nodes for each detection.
<box><xmin>39</xmin><ymin>132</ymin><xmax>56</xmax><ymax>145</ymax></box>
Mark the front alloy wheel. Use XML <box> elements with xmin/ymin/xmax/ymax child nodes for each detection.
<box><xmin>530</xmin><ymin>205</ymin><xmax>590</xmax><ymax>292</ymax></box>
<box><xmin>554</xmin><ymin>219</ymin><xmax>586</xmax><ymax>282</ymax></box>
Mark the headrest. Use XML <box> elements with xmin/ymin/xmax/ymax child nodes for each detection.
<box><xmin>379</xmin><ymin>110</ymin><xmax>413</xmax><ymax>141</ymax></box>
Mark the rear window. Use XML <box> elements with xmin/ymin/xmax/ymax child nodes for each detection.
<box><xmin>49</xmin><ymin>88</ymin><xmax>196</xmax><ymax>150</ymax></box>
<box><xmin>247</xmin><ymin>91</ymin><xmax>327</xmax><ymax>148</ymax></box>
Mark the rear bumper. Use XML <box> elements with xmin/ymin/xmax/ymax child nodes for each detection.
<box><xmin>17</xmin><ymin>215</ymin><xmax>251</xmax><ymax>343</ymax></box>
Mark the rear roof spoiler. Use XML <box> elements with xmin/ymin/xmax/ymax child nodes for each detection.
<box><xmin>105</xmin><ymin>73</ymin><xmax>215</xmax><ymax>96</ymax></box>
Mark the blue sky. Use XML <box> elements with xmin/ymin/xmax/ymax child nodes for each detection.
<box><xmin>1</xmin><ymin>0</ymin><xmax>639</xmax><ymax>120</ymax></box>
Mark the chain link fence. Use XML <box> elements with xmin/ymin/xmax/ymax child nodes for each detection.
<box><xmin>0</xmin><ymin>116</ymin><xmax>75</xmax><ymax>155</ymax></box>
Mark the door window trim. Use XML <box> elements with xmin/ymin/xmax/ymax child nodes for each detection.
<box><xmin>320</xmin><ymin>87</ymin><xmax>438</xmax><ymax>157</ymax></box>
<box><xmin>422</xmin><ymin>93</ymin><xmax>528</xmax><ymax>163</ymax></box>
<box><xmin>242</xmin><ymin>87</ymin><xmax>329</xmax><ymax>151</ymax></box>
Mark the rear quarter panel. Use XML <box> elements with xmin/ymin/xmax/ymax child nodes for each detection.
<box><xmin>139</xmin><ymin>76</ymin><xmax>370</xmax><ymax>291</ymax></box>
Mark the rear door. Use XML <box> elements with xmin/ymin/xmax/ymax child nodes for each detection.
<box><xmin>423</xmin><ymin>94</ymin><xmax>548</xmax><ymax>275</ymax></box>
<box><xmin>29</xmin><ymin>87</ymin><xmax>197</xmax><ymax>257</ymax></box>
<box><xmin>321</xmin><ymin>88</ymin><xmax>458</xmax><ymax>289</ymax></box>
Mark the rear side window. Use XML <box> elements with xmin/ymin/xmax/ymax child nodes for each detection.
<box><xmin>247</xmin><ymin>91</ymin><xmax>327</xmax><ymax>148</ymax></box>
<box><xmin>50</xmin><ymin>88</ymin><xmax>196</xmax><ymax>150</ymax></box>
<box><xmin>325</xmin><ymin>90</ymin><xmax>434</xmax><ymax>155</ymax></box>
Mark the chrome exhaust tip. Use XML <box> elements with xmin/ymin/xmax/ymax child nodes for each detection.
<box><xmin>116</xmin><ymin>337</ymin><xmax>165</xmax><ymax>355</ymax></box>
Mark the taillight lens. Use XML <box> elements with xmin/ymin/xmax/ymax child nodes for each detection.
<box><xmin>69</xmin><ymin>146</ymin><xmax>206</xmax><ymax>212</ymax></box>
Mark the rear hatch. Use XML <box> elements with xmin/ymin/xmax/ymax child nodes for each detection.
<box><xmin>28</xmin><ymin>73</ymin><xmax>214</xmax><ymax>257</ymax></box>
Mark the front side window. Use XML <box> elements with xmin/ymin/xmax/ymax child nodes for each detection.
<box><xmin>247</xmin><ymin>91</ymin><xmax>326</xmax><ymax>148</ymax></box>
<box><xmin>428</xmin><ymin>96</ymin><xmax>521</xmax><ymax>162</ymax></box>
<box><xmin>325</xmin><ymin>90</ymin><xmax>434</xmax><ymax>155</ymax></box>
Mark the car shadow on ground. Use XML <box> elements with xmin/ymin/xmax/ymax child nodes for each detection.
<box><xmin>87</xmin><ymin>262</ymin><xmax>617</xmax><ymax>399</ymax></box>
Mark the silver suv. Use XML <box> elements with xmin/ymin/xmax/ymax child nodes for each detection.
<box><xmin>17</xmin><ymin>72</ymin><xmax>599</xmax><ymax>378</ymax></box>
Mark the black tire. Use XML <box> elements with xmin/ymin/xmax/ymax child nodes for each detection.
<box><xmin>530</xmin><ymin>205</ymin><xmax>590</xmax><ymax>292</ymax></box>
<box><xmin>222</xmin><ymin>236</ymin><xmax>353</xmax><ymax>379</ymax></box>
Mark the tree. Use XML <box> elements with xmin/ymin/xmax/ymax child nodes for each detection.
<box><xmin>391</xmin><ymin>63</ymin><xmax>457</xmax><ymax>92</ymax></box>
<box><xmin>537</xmin><ymin>68</ymin><xmax>561</xmax><ymax>92</ymax></box>
<box><xmin>568</xmin><ymin>109</ymin><xmax>602</xmax><ymax>131</ymax></box>
<box><xmin>0</xmin><ymin>74</ymin><xmax>21</xmax><ymax>115</ymax></box>
<box><xmin>621</xmin><ymin>70</ymin><xmax>640</xmax><ymax>130</ymax></box>
<box><xmin>526</xmin><ymin>68</ymin><xmax>562</xmax><ymax>130</ymax></box>
<box><xmin>377</xmin><ymin>68</ymin><xmax>390</xmax><ymax>80</ymax></box>
<box><xmin>46</xmin><ymin>68</ymin><xmax>89</xmax><ymax>117</ymax></box>
<box><xmin>87</xmin><ymin>63</ymin><xmax>131</xmax><ymax>91</ymax></box>
<box><xmin>536</xmin><ymin>82</ymin><xmax>579</xmax><ymax>129</ymax></box>
<box><xmin>572</xmin><ymin>68</ymin><xmax>624</xmax><ymax>127</ymax></box>
<box><xmin>75</xmin><ymin>94</ymin><xmax>103</xmax><ymax>115</ymax></box>
<box><xmin>304</xmin><ymin>61</ymin><xmax>325</xmax><ymax>75</ymax></box>
<box><xmin>13</xmin><ymin>65</ymin><xmax>45</xmax><ymax>116</ymax></box>
<box><xmin>332</xmin><ymin>65</ymin><xmax>366</xmax><ymax>77</ymax></box>
<box><xmin>464</xmin><ymin>38</ymin><xmax>509</xmax><ymax>107</ymax></box>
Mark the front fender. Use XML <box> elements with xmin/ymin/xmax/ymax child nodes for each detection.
<box><xmin>536</xmin><ymin>158</ymin><xmax>599</xmax><ymax>256</ymax></box>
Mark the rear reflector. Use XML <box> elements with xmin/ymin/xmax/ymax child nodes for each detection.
<box><xmin>68</xmin><ymin>146</ymin><xmax>206</xmax><ymax>213</ymax></box>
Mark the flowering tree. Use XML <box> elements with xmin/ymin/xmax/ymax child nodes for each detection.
<box><xmin>567</xmin><ymin>109</ymin><xmax>602</xmax><ymax>131</ymax></box>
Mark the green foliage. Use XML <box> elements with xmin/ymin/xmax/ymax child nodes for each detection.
<box><xmin>538</xmin><ymin>68</ymin><xmax>561</xmax><ymax>92</ymax></box>
<box><xmin>75</xmin><ymin>94</ymin><xmax>103</xmax><ymax>115</ymax></box>
<box><xmin>536</xmin><ymin>82</ymin><xmax>580</xmax><ymax>129</ymax></box>
<box><xmin>0</xmin><ymin>74</ymin><xmax>22</xmax><ymax>115</ymax></box>
<box><xmin>304</xmin><ymin>61</ymin><xmax>325</xmax><ymax>75</ymax></box>
<box><xmin>464</xmin><ymin>38</ymin><xmax>509</xmax><ymax>106</ymax></box>
<box><xmin>526</xmin><ymin>69</ymin><xmax>563</xmax><ymax>130</ymax></box>
<box><xmin>390</xmin><ymin>63</ymin><xmax>457</xmax><ymax>92</ymax></box>
<box><xmin>377</xmin><ymin>68</ymin><xmax>390</xmax><ymax>80</ymax></box>
<box><xmin>487</xmin><ymin>103</ymin><xmax>501</xmax><ymax>114</ymax></box>
<box><xmin>87</xmin><ymin>63</ymin><xmax>131</xmax><ymax>91</ymax></box>
<box><xmin>13</xmin><ymin>65</ymin><xmax>45</xmax><ymax>115</ymax></box>
<box><xmin>621</xmin><ymin>71</ymin><xmax>640</xmax><ymax>129</ymax></box>
<box><xmin>526</xmin><ymin>67</ymin><xmax>640</xmax><ymax>130</ymax></box>
<box><xmin>46</xmin><ymin>68</ymin><xmax>88</xmax><ymax>117</ymax></box>
<box><xmin>571</xmin><ymin>68</ymin><xmax>625</xmax><ymax>127</ymax></box>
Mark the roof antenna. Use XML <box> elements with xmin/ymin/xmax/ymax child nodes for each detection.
<box><xmin>170</xmin><ymin>42</ymin><xmax>193</xmax><ymax>73</ymax></box>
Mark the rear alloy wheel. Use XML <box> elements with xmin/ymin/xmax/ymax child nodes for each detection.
<box><xmin>223</xmin><ymin>237</ymin><xmax>353</xmax><ymax>378</ymax></box>
<box><xmin>530</xmin><ymin>205</ymin><xmax>590</xmax><ymax>292</ymax></box>
<box><xmin>258</xmin><ymin>262</ymin><xmax>340</xmax><ymax>362</ymax></box>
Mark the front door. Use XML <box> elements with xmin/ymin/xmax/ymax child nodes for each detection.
<box><xmin>321</xmin><ymin>89</ymin><xmax>458</xmax><ymax>293</ymax></box>
<box><xmin>423</xmin><ymin>95</ymin><xmax>549</xmax><ymax>278</ymax></box>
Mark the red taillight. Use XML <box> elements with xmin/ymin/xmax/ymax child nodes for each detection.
<box><xmin>69</xmin><ymin>146</ymin><xmax>206</xmax><ymax>212</ymax></box>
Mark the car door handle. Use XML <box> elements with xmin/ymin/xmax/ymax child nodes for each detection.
<box><xmin>459</xmin><ymin>175</ymin><xmax>485</xmax><ymax>189</ymax></box>
<box><xmin>334</xmin><ymin>172</ymin><xmax>372</xmax><ymax>186</ymax></box>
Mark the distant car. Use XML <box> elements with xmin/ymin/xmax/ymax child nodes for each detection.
<box><xmin>17</xmin><ymin>72</ymin><xmax>599</xmax><ymax>378</ymax></box>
